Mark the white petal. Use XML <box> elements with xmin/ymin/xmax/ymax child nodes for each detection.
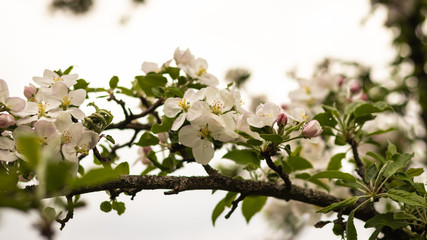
<box><xmin>62</xmin><ymin>144</ymin><xmax>78</xmax><ymax>163</ymax></box>
<box><xmin>163</xmin><ymin>98</ymin><xmax>182</xmax><ymax>117</ymax></box>
<box><xmin>79</xmin><ymin>130</ymin><xmax>99</xmax><ymax>149</ymax></box>
<box><xmin>68</xmin><ymin>108</ymin><xmax>86</xmax><ymax>120</ymax></box>
<box><xmin>62</xmin><ymin>74</ymin><xmax>78</xmax><ymax>87</ymax></box>
<box><xmin>178</xmin><ymin>125</ymin><xmax>199</xmax><ymax>147</ymax></box>
<box><xmin>5</xmin><ymin>97</ymin><xmax>26</xmax><ymax>113</ymax></box>
<box><xmin>192</xmin><ymin>140</ymin><xmax>214</xmax><ymax>165</ymax></box>
<box><xmin>247</xmin><ymin>115</ymin><xmax>264</xmax><ymax>128</ymax></box>
<box><xmin>171</xmin><ymin>113</ymin><xmax>186</xmax><ymax>131</ymax></box>
<box><xmin>0</xmin><ymin>137</ymin><xmax>15</xmax><ymax>150</ymax></box>
<box><xmin>0</xmin><ymin>79</ymin><xmax>10</xmax><ymax>101</ymax></box>
<box><xmin>55</xmin><ymin>112</ymin><xmax>73</xmax><ymax>132</ymax></box>
<box><xmin>141</xmin><ymin>62</ymin><xmax>160</xmax><ymax>74</ymax></box>
<box><xmin>69</xmin><ymin>89</ymin><xmax>86</xmax><ymax>106</ymax></box>
<box><xmin>0</xmin><ymin>150</ymin><xmax>18</xmax><ymax>162</ymax></box>
<box><xmin>52</xmin><ymin>82</ymin><xmax>69</xmax><ymax>99</ymax></box>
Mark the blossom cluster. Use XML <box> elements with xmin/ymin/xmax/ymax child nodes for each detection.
<box><xmin>152</xmin><ymin>48</ymin><xmax>323</xmax><ymax>164</ymax></box>
<box><xmin>0</xmin><ymin>70</ymin><xmax>99</xmax><ymax>175</ymax></box>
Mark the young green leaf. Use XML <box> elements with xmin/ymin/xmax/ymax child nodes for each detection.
<box><xmin>317</xmin><ymin>196</ymin><xmax>360</xmax><ymax>214</ymax></box>
<box><xmin>327</xmin><ymin>153</ymin><xmax>346</xmax><ymax>170</ymax></box>
<box><xmin>259</xmin><ymin>134</ymin><xmax>283</xmax><ymax>144</ymax></box>
<box><xmin>109</xmin><ymin>76</ymin><xmax>119</xmax><ymax>89</ymax></box>
<box><xmin>151</xmin><ymin>116</ymin><xmax>174</xmax><ymax>134</ymax></box>
<box><xmin>112</xmin><ymin>201</ymin><xmax>126</xmax><ymax>215</ymax></box>
<box><xmin>346</xmin><ymin>210</ymin><xmax>357</xmax><ymax>240</ymax></box>
<box><xmin>211</xmin><ymin>199</ymin><xmax>226</xmax><ymax>226</ymax></box>
<box><xmin>387</xmin><ymin>189</ymin><xmax>427</xmax><ymax>207</ymax></box>
<box><xmin>135</xmin><ymin>132</ymin><xmax>160</xmax><ymax>147</ymax></box>
<box><xmin>365</xmin><ymin>213</ymin><xmax>409</xmax><ymax>229</ymax></box>
<box><xmin>135</xmin><ymin>74</ymin><xmax>168</xmax><ymax>97</ymax></box>
<box><xmin>288</xmin><ymin>156</ymin><xmax>313</xmax><ymax>172</ymax></box>
<box><xmin>241</xmin><ymin>196</ymin><xmax>268</xmax><ymax>223</ymax></box>
<box><xmin>100</xmin><ymin>201</ymin><xmax>112</xmax><ymax>213</ymax></box>
<box><xmin>310</xmin><ymin>170</ymin><xmax>356</xmax><ymax>182</ymax></box>
<box><xmin>223</xmin><ymin>149</ymin><xmax>260</xmax><ymax>166</ymax></box>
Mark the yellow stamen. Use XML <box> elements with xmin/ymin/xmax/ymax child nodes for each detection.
<box><xmin>210</xmin><ymin>100</ymin><xmax>224</xmax><ymax>115</ymax></box>
<box><xmin>178</xmin><ymin>98</ymin><xmax>190</xmax><ymax>112</ymax></box>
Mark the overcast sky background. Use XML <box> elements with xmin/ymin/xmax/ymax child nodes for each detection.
<box><xmin>0</xmin><ymin>0</ymin><xmax>394</xmax><ymax>239</ymax></box>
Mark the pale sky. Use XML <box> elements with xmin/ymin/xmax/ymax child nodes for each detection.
<box><xmin>0</xmin><ymin>0</ymin><xmax>393</xmax><ymax>239</ymax></box>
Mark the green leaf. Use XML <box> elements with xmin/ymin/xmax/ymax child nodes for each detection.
<box><xmin>322</xmin><ymin>105</ymin><xmax>341</xmax><ymax>117</ymax></box>
<box><xmin>164</xmin><ymin>87</ymin><xmax>184</xmax><ymax>98</ymax></box>
<box><xmin>116</xmin><ymin>86</ymin><xmax>134</xmax><ymax>96</ymax></box>
<box><xmin>314</xmin><ymin>111</ymin><xmax>337</xmax><ymax>127</ymax></box>
<box><xmin>387</xmin><ymin>189</ymin><xmax>427</xmax><ymax>207</ymax></box>
<box><xmin>100</xmin><ymin>201</ymin><xmax>112</xmax><ymax>213</ymax></box>
<box><xmin>405</xmin><ymin>168</ymin><xmax>424</xmax><ymax>177</ymax></box>
<box><xmin>222</xmin><ymin>149</ymin><xmax>260</xmax><ymax>166</ymax></box>
<box><xmin>211</xmin><ymin>199</ymin><xmax>226</xmax><ymax>226</ymax></box>
<box><xmin>74</xmin><ymin>79</ymin><xmax>90</xmax><ymax>90</ymax></box>
<box><xmin>241</xmin><ymin>196</ymin><xmax>268</xmax><ymax>223</ymax></box>
<box><xmin>288</xmin><ymin>156</ymin><xmax>313</xmax><ymax>172</ymax></box>
<box><xmin>366</xmin><ymin>151</ymin><xmax>386</xmax><ymax>164</ymax></box>
<box><xmin>366</xmin><ymin>127</ymin><xmax>396</xmax><ymax>137</ymax></box>
<box><xmin>310</xmin><ymin>170</ymin><xmax>356</xmax><ymax>182</ymax></box>
<box><xmin>112</xmin><ymin>201</ymin><xmax>126</xmax><ymax>215</ymax></box>
<box><xmin>345</xmin><ymin>101</ymin><xmax>365</xmax><ymax>115</ymax></box>
<box><xmin>335</xmin><ymin>134</ymin><xmax>347</xmax><ymax>146</ymax></box>
<box><xmin>71</xmin><ymin>168</ymin><xmax>120</xmax><ymax>189</ymax></box>
<box><xmin>136</xmin><ymin>74</ymin><xmax>168</xmax><ymax>97</ymax></box>
<box><xmin>352</xmin><ymin>101</ymin><xmax>391</xmax><ymax>117</ymax></box>
<box><xmin>346</xmin><ymin>210</ymin><xmax>357</xmax><ymax>240</ymax></box>
<box><xmin>16</xmin><ymin>133</ymin><xmax>40</xmax><ymax>169</ymax></box>
<box><xmin>384</xmin><ymin>153</ymin><xmax>414</xmax><ymax>177</ymax></box>
<box><xmin>43</xmin><ymin>207</ymin><xmax>57</xmax><ymax>220</ymax></box>
<box><xmin>386</xmin><ymin>141</ymin><xmax>397</xmax><ymax>159</ymax></box>
<box><xmin>365</xmin><ymin>213</ymin><xmax>408</xmax><ymax>229</ymax></box>
<box><xmin>115</xmin><ymin>162</ymin><xmax>129</xmax><ymax>175</ymax></box>
<box><xmin>246</xmin><ymin>139</ymin><xmax>263</xmax><ymax>146</ymax></box>
<box><xmin>317</xmin><ymin>196</ymin><xmax>360</xmax><ymax>214</ymax></box>
<box><xmin>135</xmin><ymin>132</ymin><xmax>160</xmax><ymax>147</ymax></box>
<box><xmin>45</xmin><ymin>161</ymin><xmax>74</xmax><ymax>192</ymax></box>
<box><xmin>165</xmin><ymin>66</ymin><xmax>180</xmax><ymax>79</ymax></box>
<box><xmin>364</xmin><ymin>164</ymin><xmax>377</xmax><ymax>183</ymax></box>
<box><xmin>368</xmin><ymin>227</ymin><xmax>382</xmax><ymax>240</ymax></box>
<box><xmin>235</xmin><ymin>130</ymin><xmax>255</xmax><ymax>140</ymax></box>
<box><xmin>259</xmin><ymin>134</ymin><xmax>283</xmax><ymax>144</ymax></box>
<box><xmin>63</xmin><ymin>66</ymin><xmax>74</xmax><ymax>75</ymax></box>
<box><xmin>105</xmin><ymin>135</ymin><xmax>115</xmax><ymax>144</ymax></box>
<box><xmin>151</xmin><ymin>116</ymin><xmax>174</xmax><ymax>134</ymax></box>
<box><xmin>327</xmin><ymin>153</ymin><xmax>346</xmax><ymax>170</ymax></box>
<box><xmin>109</xmin><ymin>76</ymin><xmax>119</xmax><ymax>89</ymax></box>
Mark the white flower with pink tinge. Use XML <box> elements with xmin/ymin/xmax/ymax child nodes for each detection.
<box><xmin>0</xmin><ymin>79</ymin><xmax>26</xmax><ymax>114</ymax></box>
<box><xmin>32</xmin><ymin>69</ymin><xmax>78</xmax><ymax>88</ymax></box>
<box><xmin>247</xmin><ymin>102</ymin><xmax>281</xmax><ymax>128</ymax></box>
<box><xmin>163</xmin><ymin>88</ymin><xmax>206</xmax><ymax>131</ymax></box>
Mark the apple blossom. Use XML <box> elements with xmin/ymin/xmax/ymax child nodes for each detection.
<box><xmin>163</xmin><ymin>88</ymin><xmax>206</xmax><ymax>130</ymax></box>
<box><xmin>247</xmin><ymin>102</ymin><xmax>281</xmax><ymax>128</ymax></box>
<box><xmin>204</xmin><ymin>87</ymin><xmax>234</xmax><ymax>115</ymax></box>
<box><xmin>173</xmin><ymin>48</ymin><xmax>195</xmax><ymax>65</ymax></box>
<box><xmin>32</xmin><ymin>69</ymin><xmax>78</xmax><ymax>88</ymax></box>
<box><xmin>302</xmin><ymin>120</ymin><xmax>323</xmax><ymax>138</ymax></box>
<box><xmin>0</xmin><ymin>79</ymin><xmax>26</xmax><ymax>114</ymax></box>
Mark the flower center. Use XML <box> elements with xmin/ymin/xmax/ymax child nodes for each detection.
<box><xmin>76</xmin><ymin>144</ymin><xmax>89</xmax><ymax>155</ymax></box>
<box><xmin>53</xmin><ymin>76</ymin><xmax>64</xmax><ymax>82</ymax></box>
<box><xmin>197</xmin><ymin>65</ymin><xmax>207</xmax><ymax>77</ymax></box>
<box><xmin>210</xmin><ymin>100</ymin><xmax>224</xmax><ymax>115</ymax></box>
<box><xmin>61</xmin><ymin>96</ymin><xmax>72</xmax><ymax>109</ymax></box>
<box><xmin>178</xmin><ymin>98</ymin><xmax>190</xmax><ymax>112</ymax></box>
<box><xmin>62</xmin><ymin>131</ymin><xmax>72</xmax><ymax>144</ymax></box>
<box><xmin>37</xmin><ymin>102</ymin><xmax>47</xmax><ymax>118</ymax></box>
<box><xmin>198</xmin><ymin>124</ymin><xmax>211</xmax><ymax>140</ymax></box>
<box><xmin>304</xmin><ymin>86</ymin><xmax>312</xmax><ymax>94</ymax></box>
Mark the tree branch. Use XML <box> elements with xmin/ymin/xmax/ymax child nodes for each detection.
<box><xmin>60</xmin><ymin>174</ymin><xmax>375</xmax><ymax>222</ymax></box>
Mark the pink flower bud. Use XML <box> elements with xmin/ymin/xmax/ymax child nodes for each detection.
<box><xmin>23</xmin><ymin>83</ymin><xmax>37</xmax><ymax>99</ymax></box>
<box><xmin>350</xmin><ymin>83</ymin><xmax>361</xmax><ymax>94</ymax></box>
<box><xmin>338</xmin><ymin>76</ymin><xmax>345</xmax><ymax>87</ymax></box>
<box><xmin>302</xmin><ymin>120</ymin><xmax>323</xmax><ymax>138</ymax></box>
<box><xmin>360</xmin><ymin>93</ymin><xmax>368</xmax><ymax>101</ymax></box>
<box><xmin>280</xmin><ymin>103</ymin><xmax>288</xmax><ymax>111</ymax></box>
<box><xmin>0</xmin><ymin>113</ymin><xmax>16</xmax><ymax>128</ymax></box>
<box><xmin>277</xmin><ymin>113</ymin><xmax>288</xmax><ymax>126</ymax></box>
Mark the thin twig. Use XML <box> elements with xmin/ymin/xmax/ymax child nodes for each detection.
<box><xmin>56</xmin><ymin>196</ymin><xmax>74</xmax><ymax>230</ymax></box>
<box><xmin>225</xmin><ymin>194</ymin><xmax>247</xmax><ymax>219</ymax></box>
<box><xmin>264</xmin><ymin>154</ymin><xmax>292</xmax><ymax>192</ymax></box>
